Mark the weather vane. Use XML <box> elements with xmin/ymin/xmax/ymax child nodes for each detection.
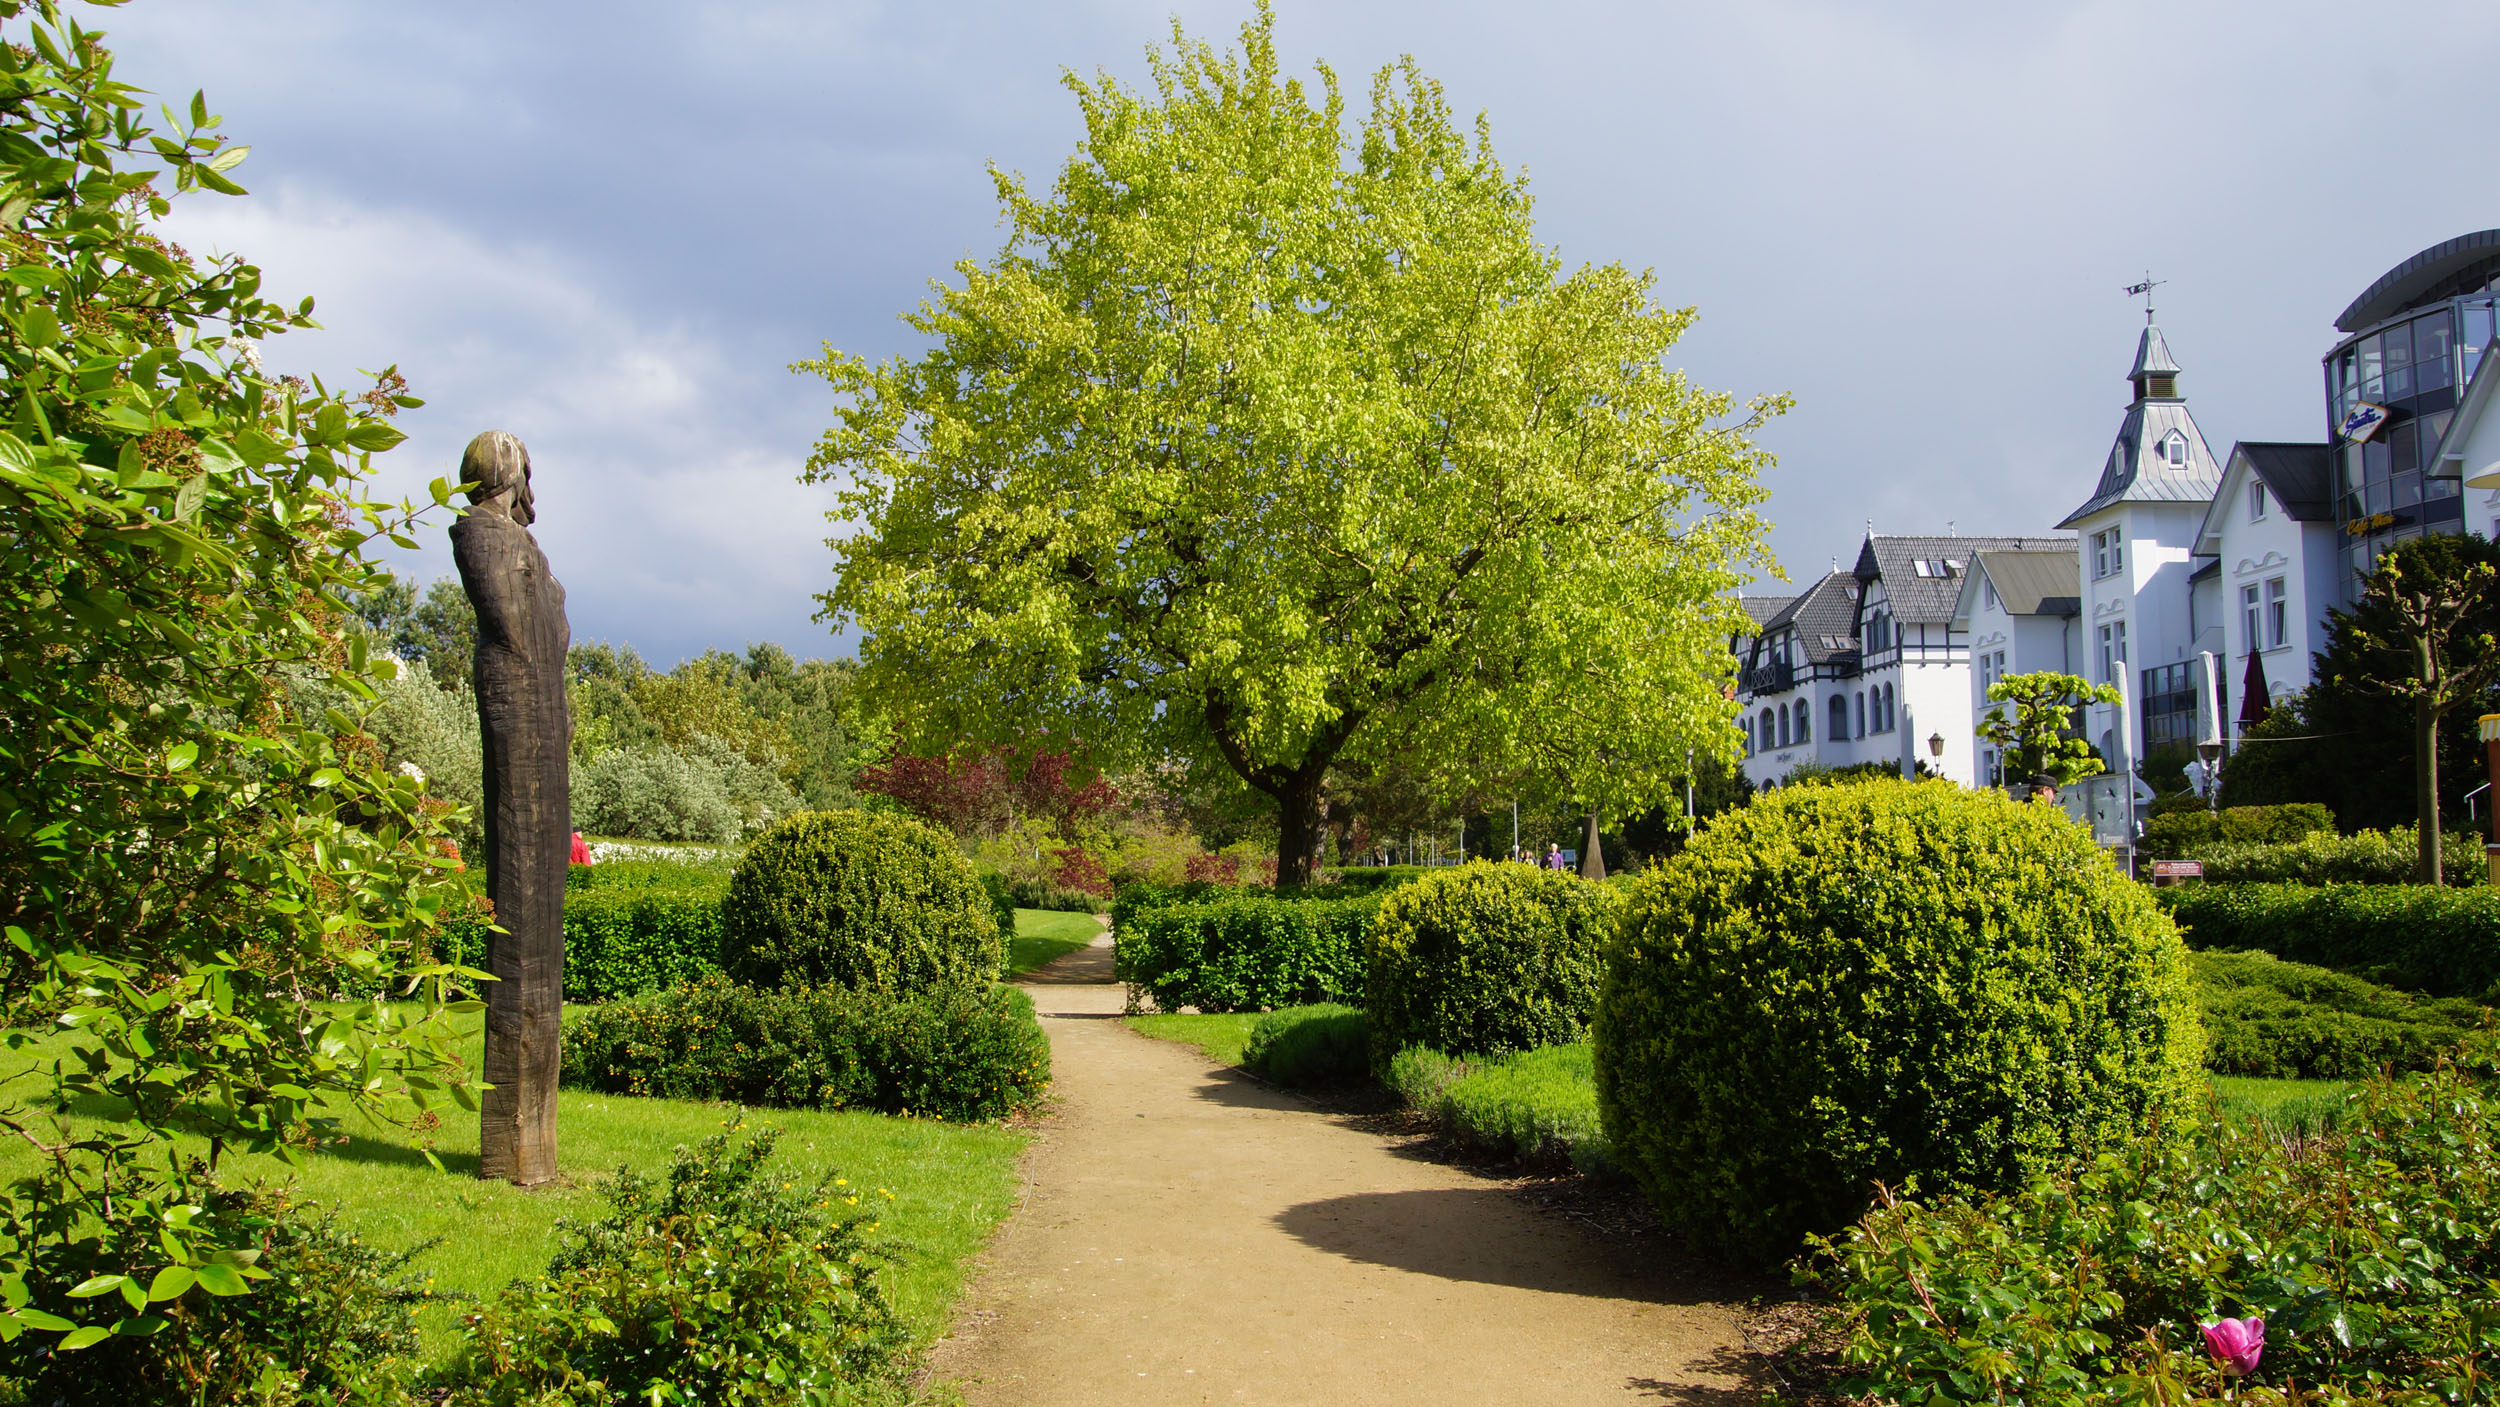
<box><xmin>2124</xmin><ymin>271</ymin><xmax>2166</xmax><ymax>325</ymax></box>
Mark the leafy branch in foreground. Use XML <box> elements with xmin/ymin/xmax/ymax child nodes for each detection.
<box><xmin>0</xmin><ymin>0</ymin><xmax>484</xmax><ymax>1355</ymax></box>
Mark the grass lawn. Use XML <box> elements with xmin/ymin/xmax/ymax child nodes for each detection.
<box><xmin>1123</xmin><ymin>1010</ymin><xmax>1268</xmax><ymax>1068</ymax></box>
<box><xmin>1009</xmin><ymin>907</ymin><xmax>1103</xmax><ymax>977</ymax></box>
<box><xmin>2212</xmin><ymin>1074</ymin><xmax>2353</xmax><ymax>1135</ymax></box>
<box><xmin>0</xmin><ymin>1010</ymin><xmax>1027</xmax><ymax>1366</ymax></box>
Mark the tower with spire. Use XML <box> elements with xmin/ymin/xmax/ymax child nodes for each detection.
<box><xmin>2056</xmin><ymin>311</ymin><xmax>2224</xmax><ymax>778</ymax></box>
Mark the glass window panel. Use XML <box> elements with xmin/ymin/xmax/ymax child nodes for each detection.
<box><xmin>2338</xmin><ymin>347</ymin><xmax>2358</xmax><ymax>389</ymax></box>
<box><xmin>2427</xmin><ymin>472</ymin><xmax>2461</xmax><ymax>502</ymax></box>
<box><xmin>2387</xmin><ymin>363</ymin><xmax>2414</xmax><ymax>399</ymax></box>
<box><xmin>2394</xmin><ymin>470</ymin><xmax>2422</xmax><ymax>508</ymax></box>
<box><xmin>2360</xmin><ymin>334</ymin><xmax>2384</xmax><ymax>386</ymax></box>
<box><xmin>2418</xmin><ymin>314</ymin><xmax>2454</xmax><ymax>362</ymax></box>
<box><xmin>2466</xmin><ymin>303</ymin><xmax>2494</xmax><ymax>354</ymax></box>
<box><xmin>2366</xmin><ymin>478</ymin><xmax>2392</xmax><ymax>515</ymax></box>
<box><xmin>2418</xmin><ymin>344</ymin><xmax>2453</xmax><ymax>391</ymax></box>
<box><xmin>2365</xmin><ymin>438</ymin><xmax>2392</xmax><ymax>482</ymax></box>
<box><xmin>2386</xmin><ymin>322</ymin><xmax>2413</xmax><ymax>366</ymax></box>
<box><xmin>2391</xmin><ymin>421</ymin><xmax>2418</xmax><ymax>474</ymax></box>
<box><xmin>2344</xmin><ymin>445</ymin><xmax>2367</xmax><ymax>494</ymax></box>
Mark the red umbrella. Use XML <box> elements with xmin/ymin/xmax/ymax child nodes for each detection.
<box><xmin>2237</xmin><ymin>649</ymin><xmax>2272</xmax><ymax>733</ymax></box>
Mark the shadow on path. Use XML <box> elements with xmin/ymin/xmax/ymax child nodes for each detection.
<box><xmin>1274</xmin><ymin>1187</ymin><xmax>1712</xmax><ymax>1304</ymax></box>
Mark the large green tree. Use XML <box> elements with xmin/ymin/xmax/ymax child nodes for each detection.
<box><xmin>801</xmin><ymin>9</ymin><xmax>1777</xmax><ymax>882</ymax></box>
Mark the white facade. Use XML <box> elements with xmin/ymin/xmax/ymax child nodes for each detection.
<box><xmin>2194</xmin><ymin>445</ymin><xmax>2345</xmax><ymax>706</ymax></box>
<box><xmin>1951</xmin><ymin>551</ymin><xmax>2081</xmax><ymax>786</ymax></box>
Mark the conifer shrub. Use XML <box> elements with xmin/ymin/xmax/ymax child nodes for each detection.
<box><xmin>720</xmin><ymin>809</ymin><xmax>1001</xmax><ymax>993</ymax></box>
<box><xmin>2190</xmin><ymin>948</ymin><xmax>2483</xmax><ymax>1079</ymax></box>
<box><xmin>1596</xmin><ymin>780</ymin><xmax>2206</xmax><ymax>1261</ymax></box>
<box><xmin>1363</xmin><ymin>862</ymin><xmax>1622</xmax><ymax>1063</ymax></box>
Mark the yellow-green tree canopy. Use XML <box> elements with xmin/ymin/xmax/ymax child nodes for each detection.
<box><xmin>800</xmin><ymin>8</ymin><xmax>1779</xmax><ymax>881</ymax></box>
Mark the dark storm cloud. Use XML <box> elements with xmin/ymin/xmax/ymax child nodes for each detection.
<box><xmin>100</xmin><ymin>1</ymin><xmax>2500</xmax><ymax>662</ymax></box>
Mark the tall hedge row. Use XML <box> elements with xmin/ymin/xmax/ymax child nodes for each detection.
<box><xmin>2161</xmin><ymin>882</ymin><xmax>2500</xmax><ymax>999</ymax></box>
<box><xmin>1116</xmin><ymin>896</ymin><xmax>1377</xmax><ymax>1013</ymax></box>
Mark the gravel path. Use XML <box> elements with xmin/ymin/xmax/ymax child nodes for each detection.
<box><xmin>927</xmin><ymin>941</ymin><xmax>1754</xmax><ymax>1405</ymax></box>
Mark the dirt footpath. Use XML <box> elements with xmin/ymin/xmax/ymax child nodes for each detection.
<box><xmin>928</xmin><ymin>944</ymin><xmax>1754</xmax><ymax>1405</ymax></box>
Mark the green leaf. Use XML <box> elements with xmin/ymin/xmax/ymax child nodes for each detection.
<box><xmin>205</xmin><ymin>144</ymin><xmax>251</xmax><ymax>173</ymax></box>
<box><xmin>172</xmin><ymin>472</ymin><xmax>205</xmax><ymax>521</ymax></box>
<box><xmin>20</xmin><ymin>305</ymin><xmax>59</xmax><ymax>346</ymax></box>
<box><xmin>65</xmin><ymin>1275</ymin><xmax>128</xmax><ymax>1298</ymax></box>
<box><xmin>165</xmin><ymin>742</ymin><xmax>198</xmax><ymax>772</ymax></box>
<box><xmin>191</xmin><ymin>1263</ymin><xmax>248</xmax><ymax>1297</ymax></box>
<box><xmin>145</xmin><ymin>1266</ymin><xmax>195</xmax><ymax>1303</ymax></box>
<box><xmin>344</xmin><ymin>422</ymin><xmax>406</xmax><ymax>453</ymax></box>
<box><xmin>56</xmin><ymin>1325</ymin><xmax>112</xmax><ymax>1351</ymax></box>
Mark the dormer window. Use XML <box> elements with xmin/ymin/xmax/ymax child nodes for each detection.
<box><xmin>2160</xmin><ymin>431</ymin><xmax>2189</xmax><ymax>468</ymax></box>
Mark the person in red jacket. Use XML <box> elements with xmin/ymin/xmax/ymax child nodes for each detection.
<box><xmin>569</xmin><ymin>831</ymin><xmax>591</xmax><ymax>866</ymax></box>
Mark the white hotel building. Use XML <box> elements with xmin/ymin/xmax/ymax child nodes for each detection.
<box><xmin>1735</xmin><ymin>229</ymin><xmax>2500</xmax><ymax>796</ymax></box>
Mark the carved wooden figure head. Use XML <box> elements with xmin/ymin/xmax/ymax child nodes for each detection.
<box><xmin>461</xmin><ymin>429</ymin><xmax>535</xmax><ymax>526</ymax></box>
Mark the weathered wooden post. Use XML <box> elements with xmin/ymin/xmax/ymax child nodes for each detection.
<box><xmin>450</xmin><ymin>430</ymin><xmax>570</xmax><ymax>1186</ymax></box>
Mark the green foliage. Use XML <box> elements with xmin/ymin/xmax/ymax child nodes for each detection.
<box><xmin>1810</xmin><ymin>1046</ymin><xmax>2500</xmax><ymax>1402</ymax></box>
<box><xmin>437</xmin><ymin>863</ymin><xmax>729</xmax><ymax>1002</ymax></box>
<box><xmin>0</xmin><ymin>1183</ymin><xmax>430</xmax><ymax>1405</ymax></box>
<box><xmin>440</xmin><ymin>1125</ymin><xmax>912</xmax><ymax>1406</ymax></box>
<box><xmin>563</xmin><ymin>977</ymin><xmax>1050</xmax><ymax>1123</ymax></box>
<box><xmin>800</xmin><ymin>7</ymin><xmax>1776</xmax><ymax>884</ymax></box>
<box><xmin>2191</xmin><ymin>948</ymin><xmax>2483</xmax><ymax>1080</ymax></box>
<box><xmin>1384</xmin><ymin>1044</ymin><xmax>1610</xmax><ymax>1171</ymax></box>
<box><xmin>2161</xmin><ymin>881</ymin><xmax>2500</xmax><ymax>1000</ymax></box>
<box><xmin>1363</xmin><ymin>861</ymin><xmax>1620</xmax><ymax>1064</ymax></box>
<box><xmin>0</xmin><ymin>4</ymin><xmax>485</xmax><ymax>1348</ymax></box>
<box><xmin>1596</xmin><ymin>780</ymin><xmax>2207</xmax><ymax>1261</ymax></box>
<box><xmin>1116</xmin><ymin>894</ymin><xmax>1376</xmax><ymax>1013</ymax></box>
<box><xmin>1240</xmin><ymin>1004</ymin><xmax>1368</xmax><ymax>1087</ymax></box>
<box><xmin>1977</xmin><ymin>670</ymin><xmax>2122</xmax><ymax>788</ymax></box>
<box><xmin>720</xmin><ymin>810</ymin><xmax>1001</xmax><ymax>995</ymax></box>
<box><xmin>987</xmin><ymin>873</ymin><xmax>1102</xmax><ymax>913</ymax></box>
<box><xmin>2138</xmin><ymin>802</ymin><xmax>2336</xmax><ymax>858</ymax></box>
<box><xmin>2178</xmin><ymin>826</ymin><xmax>2486</xmax><ymax>886</ymax></box>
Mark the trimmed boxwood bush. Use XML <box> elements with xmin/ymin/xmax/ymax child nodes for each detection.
<box><xmin>1597</xmin><ymin>780</ymin><xmax>2206</xmax><ymax>1260</ymax></box>
<box><xmin>2191</xmin><ymin>947</ymin><xmax>2483</xmax><ymax>1078</ymax></box>
<box><xmin>1241</xmin><ymin>1003</ymin><xmax>1369</xmax><ymax>1086</ymax></box>
<box><xmin>563</xmin><ymin>975</ymin><xmax>1050</xmax><ymax>1121</ymax></box>
<box><xmin>2138</xmin><ymin>801</ymin><xmax>2334</xmax><ymax>858</ymax></box>
<box><xmin>2181</xmin><ymin>827</ymin><xmax>2486</xmax><ymax>886</ymax></box>
<box><xmin>2161</xmin><ymin>881</ymin><xmax>2500</xmax><ymax>999</ymax></box>
<box><xmin>1116</xmin><ymin>895</ymin><xmax>1375</xmax><ymax>1012</ymax></box>
<box><xmin>720</xmin><ymin>809</ymin><xmax>1001</xmax><ymax>994</ymax></box>
<box><xmin>1364</xmin><ymin>861</ymin><xmax>1621</xmax><ymax>1063</ymax></box>
<box><xmin>436</xmin><ymin>880</ymin><xmax>726</xmax><ymax>1002</ymax></box>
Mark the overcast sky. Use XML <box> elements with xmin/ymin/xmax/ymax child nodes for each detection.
<box><xmin>103</xmin><ymin>0</ymin><xmax>2498</xmax><ymax>666</ymax></box>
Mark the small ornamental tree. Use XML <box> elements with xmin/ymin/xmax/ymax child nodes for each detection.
<box><xmin>2321</xmin><ymin>534</ymin><xmax>2500</xmax><ymax>885</ymax></box>
<box><xmin>1976</xmin><ymin>670</ymin><xmax>2120</xmax><ymax>789</ymax></box>
<box><xmin>801</xmin><ymin>5</ymin><xmax>1777</xmax><ymax>884</ymax></box>
<box><xmin>0</xmin><ymin>2</ymin><xmax>480</xmax><ymax>1353</ymax></box>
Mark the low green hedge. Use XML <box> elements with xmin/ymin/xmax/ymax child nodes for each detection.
<box><xmin>2139</xmin><ymin>802</ymin><xmax>2335</xmax><ymax>858</ymax></box>
<box><xmin>987</xmin><ymin>875</ymin><xmax>1103</xmax><ymax>913</ymax></box>
<box><xmin>563</xmin><ymin>975</ymin><xmax>1050</xmax><ymax>1122</ymax></box>
<box><xmin>2190</xmin><ymin>948</ymin><xmax>2484</xmax><ymax>1079</ymax></box>
<box><xmin>1240</xmin><ymin>1004</ymin><xmax>1368</xmax><ymax>1086</ymax></box>
<box><xmin>1110</xmin><ymin>874</ymin><xmax>1410</xmax><ymax>936</ymax></box>
<box><xmin>568</xmin><ymin>857</ymin><xmax>735</xmax><ymax>892</ymax></box>
<box><xmin>1385</xmin><ymin>1043</ymin><xmax>1610</xmax><ymax>1172</ymax></box>
<box><xmin>2162</xmin><ymin>882</ymin><xmax>2500</xmax><ymax>999</ymax></box>
<box><xmin>1115</xmin><ymin>895</ymin><xmax>1376</xmax><ymax>1012</ymax></box>
<box><xmin>2182</xmin><ymin>827</ymin><xmax>2487</xmax><ymax>885</ymax></box>
<box><xmin>435</xmin><ymin>883</ymin><xmax>726</xmax><ymax>1003</ymax></box>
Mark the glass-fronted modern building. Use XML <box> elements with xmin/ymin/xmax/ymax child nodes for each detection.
<box><xmin>2324</xmin><ymin>229</ymin><xmax>2500</xmax><ymax>599</ymax></box>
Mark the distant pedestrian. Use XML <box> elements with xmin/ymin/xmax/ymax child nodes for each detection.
<box><xmin>1544</xmin><ymin>843</ymin><xmax>1565</xmax><ymax>871</ymax></box>
<box><xmin>570</xmin><ymin>830</ymin><xmax>592</xmax><ymax>866</ymax></box>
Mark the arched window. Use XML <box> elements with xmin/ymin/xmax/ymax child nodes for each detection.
<box><xmin>1830</xmin><ymin>695</ymin><xmax>1849</xmax><ymax>742</ymax></box>
<box><xmin>1878</xmin><ymin>683</ymin><xmax>1895</xmax><ymax>732</ymax></box>
<box><xmin>1761</xmin><ymin>708</ymin><xmax>1776</xmax><ymax>748</ymax></box>
<box><xmin>1797</xmin><ymin>700</ymin><xmax>1811</xmax><ymax>743</ymax></box>
<box><xmin>1777</xmin><ymin>705</ymin><xmax>1791</xmax><ymax>748</ymax></box>
<box><xmin>1854</xmin><ymin>691</ymin><xmax>1867</xmax><ymax>737</ymax></box>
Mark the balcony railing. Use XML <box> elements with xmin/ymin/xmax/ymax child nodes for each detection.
<box><xmin>1741</xmin><ymin>660</ymin><xmax>1795</xmax><ymax>694</ymax></box>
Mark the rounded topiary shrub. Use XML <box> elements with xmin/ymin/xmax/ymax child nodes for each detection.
<box><xmin>1595</xmin><ymin>780</ymin><xmax>2205</xmax><ymax>1261</ymax></box>
<box><xmin>1365</xmin><ymin>862</ymin><xmax>1624</xmax><ymax>1063</ymax></box>
<box><xmin>720</xmin><ymin>809</ymin><xmax>1001</xmax><ymax>993</ymax></box>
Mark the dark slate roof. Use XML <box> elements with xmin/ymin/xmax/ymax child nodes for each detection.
<box><xmin>1853</xmin><ymin>535</ymin><xmax>2071</xmax><ymax>625</ymax></box>
<box><xmin>1737</xmin><ymin>595</ymin><xmax>1795</xmax><ymax>630</ymax></box>
<box><xmin>2238</xmin><ymin>442</ymin><xmax>2334</xmax><ymax>522</ymax></box>
<box><xmin>1970</xmin><ymin>550</ymin><xmax>2080</xmax><ymax>617</ymax></box>
<box><xmin>2336</xmin><ymin>229</ymin><xmax>2500</xmax><ymax>333</ymax></box>
<box><xmin>1756</xmin><ymin>571</ymin><xmax>1863</xmax><ymax>666</ymax></box>
<box><xmin>2189</xmin><ymin>558</ymin><xmax>2220</xmax><ymax>583</ymax></box>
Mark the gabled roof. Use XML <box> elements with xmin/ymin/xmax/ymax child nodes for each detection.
<box><xmin>1754</xmin><ymin>571</ymin><xmax>1862</xmax><ymax>666</ymax></box>
<box><xmin>1853</xmin><ymin>534</ymin><xmax>2071</xmax><ymax>625</ymax></box>
<box><xmin>1967</xmin><ymin>549</ymin><xmax>2080</xmax><ymax>618</ymax></box>
<box><xmin>2059</xmin><ymin>323</ymin><xmax>2226</xmax><ymax>527</ymax></box>
<box><xmin>1736</xmin><ymin>594</ymin><xmax>1795</xmax><ymax>631</ymax></box>
<box><xmin>2193</xmin><ymin>442</ymin><xmax>2336</xmax><ymax>557</ymax></box>
<box><xmin>2336</xmin><ymin>229</ymin><xmax>2500</xmax><ymax>334</ymax></box>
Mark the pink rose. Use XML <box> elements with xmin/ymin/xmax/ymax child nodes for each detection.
<box><xmin>2201</xmin><ymin>1316</ymin><xmax>2264</xmax><ymax>1377</ymax></box>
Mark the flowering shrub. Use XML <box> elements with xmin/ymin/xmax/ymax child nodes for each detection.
<box><xmin>1809</xmin><ymin>1039</ymin><xmax>2500</xmax><ymax>1402</ymax></box>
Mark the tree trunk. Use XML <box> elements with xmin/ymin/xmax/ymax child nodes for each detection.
<box><xmin>1276</xmin><ymin>774</ymin><xmax>1328</xmax><ymax>888</ymax></box>
<box><xmin>1579</xmin><ymin>813</ymin><xmax>1607</xmax><ymax>882</ymax></box>
<box><xmin>2416</xmin><ymin>695</ymin><xmax>2442</xmax><ymax>886</ymax></box>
